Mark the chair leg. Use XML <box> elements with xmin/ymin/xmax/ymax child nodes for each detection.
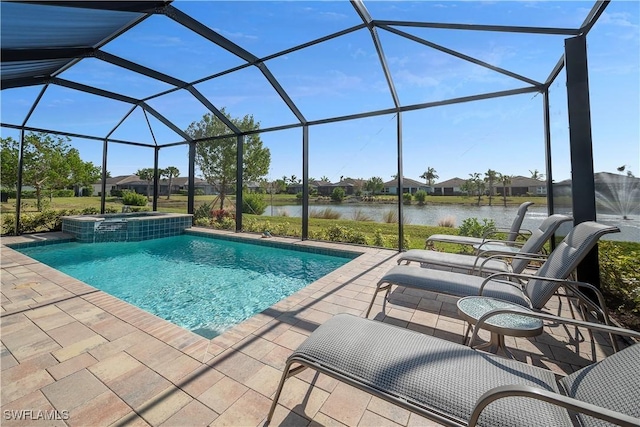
<box><xmin>267</xmin><ymin>361</ymin><xmax>308</xmax><ymax>423</ymax></box>
<box><xmin>365</xmin><ymin>283</ymin><xmax>390</xmax><ymax>318</ymax></box>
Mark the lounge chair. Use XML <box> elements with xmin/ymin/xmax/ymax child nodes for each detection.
<box><xmin>398</xmin><ymin>214</ymin><xmax>572</xmax><ymax>276</ymax></box>
<box><xmin>426</xmin><ymin>201</ymin><xmax>534</xmax><ymax>250</ymax></box>
<box><xmin>267</xmin><ymin>313</ymin><xmax>640</xmax><ymax>426</ymax></box>
<box><xmin>366</xmin><ymin>221</ymin><xmax>619</xmax><ymax>319</ymax></box>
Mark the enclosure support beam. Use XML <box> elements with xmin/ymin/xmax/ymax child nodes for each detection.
<box><xmin>15</xmin><ymin>128</ymin><xmax>26</xmax><ymax>236</ymax></box>
<box><xmin>188</xmin><ymin>142</ymin><xmax>196</xmax><ymax>215</ymax></box>
<box><xmin>302</xmin><ymin>126</ymin><xmax>309</xmax><ymax>240</ymax></box>
<box><xmin>235</xmin><ymin>135</ymin><xmax>244</xmax><ymax>232</ymax></box>
<box><xmin>153</xmin><ymin>147</ymin><xmax>160</xmax><ymax>211</ymax></box>
<box><xmin>565</xmin><ymin>35</ymin><xmax>599</xmax><ymax>288</ymax></box>
<box><xmin>100</xmin><ymin>139</ymin><xmax>108</xmax><ymax>214</ymax></box>
<box><xmin>397</xmin><ymin>113</ymin><xmax>404</xmax><ymax>252</ymax></box>
<box><xmin>542</xmin><ymin>89</ymin><xmax>556</xmax><ymax>250</ymax></box>
<box><xmin>543</xmin><ymin>90</ymin><xmax>554</xmax><ymax>216</ymax></box>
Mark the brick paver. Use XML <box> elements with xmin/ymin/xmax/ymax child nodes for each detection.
<box><xmin>1</xmin><ymin>229</ymin><xmax>626</xmax><ymax>426</ymax></box>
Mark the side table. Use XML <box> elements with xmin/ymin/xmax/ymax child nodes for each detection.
<box><xmin>457</xmin><ymin>296</ymin><xmax>543</xmax><ymax>358</ymax></box>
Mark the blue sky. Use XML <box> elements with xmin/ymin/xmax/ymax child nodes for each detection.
<box><xmin>1</xmin><ymin>0</ymin><xmax>638</xmax><ymax>184</ymax></box>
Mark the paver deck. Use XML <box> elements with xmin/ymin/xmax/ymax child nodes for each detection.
<box><xmin>1</xmin><ymin>229</ymin><xmax>627</xmax><ymax>426</ymax></box>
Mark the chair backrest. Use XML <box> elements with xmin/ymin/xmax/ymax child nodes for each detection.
<box><xmin>511</xmin><ymin>214</ymin><xmax>573</xmax><ymax>274</ymax></box>
<box><xmin>559</xmin><ymin>343</ymin><xmax>640</xmax><ymax>426</ymax></box>
<box><xmin>524</xmin><ymin>221</ymin><xmax>619</xmax><ymax>309</ymax></box>
<box><xmin>506</xmin><ymin>201</ymin><xmax>535</xmax><ymax>241</ymax></box>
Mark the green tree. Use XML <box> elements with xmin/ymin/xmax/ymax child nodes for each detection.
<box><xmin>320</xmin><ymin>176</ymin><xmax>330</xmax><ymax>182</ymax></box>
<box><xmin>484</xmin><ymin>169</ymin><xmax>498</xmax><ymax>206</ymax></box>
<box><xmin>136</xmin><ymin>168</ymin><xmax>155</xmax><ymax>201</ymax></box>
<box><xmin>0</xmin><ymin>137</ymin><xmax>19</xmax><ymax>189</ymax></box>
<box><xmin>420</xmin><ymin>167</ymin><xmax>439</xmax><ymax>186</ymax></box>
<box><xmin>161</xmin><ymin>166</ymin><xmax>180</xmax><ymax>199</ymax></box>
<box><xmin>1</xmin><ymin>133</ymin><xmax>100</xmax><ymax>211</ymax></box>
<box><xmin>68</xmin><ymin>149</ymin><xmax>101</xmax><ymax>196</ymax></box>
<box><xmin>499</xmin><ymin>173</ymin><xmax>512</xmax><ymax>207</ymax></box>
<box><xmin>186</xmin><ymin>109</ymin><xmax>270</xmax><ymax>209</ymax></box>
<box><xmin>365</xmin><ymin>176</ymin><xmax>384</xmax><ymax>195</ymax></box>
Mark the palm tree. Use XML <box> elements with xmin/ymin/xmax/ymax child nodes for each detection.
<box><xmin>484</xmin><ymin>169</ymin><xmax>498</xmax><ymax>206</ymax></box>
<box><xmin>499</xmin><ymin>173</ymin><xmax>512</xmax><ymax>207</ymax></box>
<box><xmin>468</xmin><ymin>172</ymin><xmax>484</xmax><ymax>206</ymax></box>
<box><xmin>529</xmin><ymin>169</ymin><xmax>545</xmax><ymax>180</ymax></box>
<box><xmin>420</xmin><ymin>167</ymin><xmax>439</xmax><ymax>186</ymax></box>
<box><xmin>161</xmin><ymin>166</ymin><xmax>180</xmax><ymax>199</ymax></box>
<box><xmin>320</xmin><ymin>175</ymin><xmax>330</xmax><ymax>182</ymax></box>
<box><xmin>136</xmin><ymin>168</ymin><xmax>155</xmax><ymax>201</ymax></box>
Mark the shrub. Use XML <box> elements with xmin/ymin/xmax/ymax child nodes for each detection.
<box><xmin>194</xmin><ymin>202</ymin><xmax>213</xmax><ymax>221</ymax></box>
<box><xmin>51</xmin><ymin>189</ymin><xmax>75</xmax><ymax>197</ymax></box>
<box><xmin>458</xmin><ymin>217</ymin><xmax>495</xmax><ymax>238</ymax></box>
<box><xmin>81</xmin><ymin>187</ymin><xmax>93</xmax><ymax>197</ymax></box>
<box><xmin>121</xmin><ymin>190</ymin><xmax>148</xmax><ymax>206</ymax></box>
<box><xmin>373</xmin><ymin>229</ymin><xmax>385</xmax><ymax>247</ymax></box>
<box><xmin>110</xmin><ymin>189</ymin><xmax>123</xmax><ymax>197</ymax></box>
<box><xmin>296</xmin><ymin>191</ymin><xmax>303</xmax><ymax>200</ymax></box>
<box><xmin>403</xmin><ymin>193</ymin><xmax>412</xmax><ymax>203</ymax></box>
<box><xmin>330</xmin><ymin>187</ymin><xmax>345</xmax><ymax>202</ymax></box>
<box><xmin>81</xmin><ymin>207</ymin><xmax>100</xmax><ymax>215</ymax></box>
<box><xmin>211</xmin><ymin>217</ymin><xmax>235</xmax><ymax>230</ymax></box>
<box><xmin>105</xmin><ymin>207</ymin><xmax>119</xmax><ymax>214</ymax></box>
<box><xmin>599</xmin><ymin>241</ymin><xmax>640</xmax><ymax>326</ymax></box>
<box><xmin>438</xmin><ymin>216</ymin><xmax>456</xmax><ymax>228</ymax></box>
<box><xmin>211</xmin><ymin>209</ymin><xmax>234</xmax><ymax>222</ymax></box>
<box><xmin>414</xmin><ymin>190</ymin><xmax>427</xmax><ymax>204</ymax></box>
<box><xmin>242</xmin><ymin>193</ymin><xmax>267</xmax><ymax>215</ymax></box>
<box><xmin>325</xmin><ymin>225</ymin><xmax>367</xmax><ymax>245</ymax></box>
<box><xmin>310</xmin><ymin>208</ymin><xmax>341</xmax><ymax>220</ymax></box>
<box><xmin>194</xmin><ymin>217</ymin><xmax>211</xmax><ymax>227</ymax></box>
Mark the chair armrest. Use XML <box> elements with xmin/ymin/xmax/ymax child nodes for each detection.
<box><xmin>468</xmin><ymin>384</ymin><xmax>640</xmax><ymax>427</ymax></box>
<box><xmin>469</xmin><ymin>306</ymin><xmax>639</xmax><ymax>354</ymax></box>
<box><xmin>474</xmin><ymin>252</ymin><xmax>548</xmax><ymax>275</ymax></box>
<box><xmin>482</xmin><ymin>228</ymin><xmax>532</xmax><ymax>241</ymax></box>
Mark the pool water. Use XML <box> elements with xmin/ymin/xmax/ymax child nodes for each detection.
<box><xmin>17</xmin><ymin>235</ymin><xmax>353</xmax><ymax>338</ymax></box>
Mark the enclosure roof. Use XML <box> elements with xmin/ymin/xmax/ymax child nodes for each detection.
<box><xmin>1</xmin><ymin>1</ymin><xmax>170</xmax><ymax>90</ymax></box>
<box><xmin>1</xmin><ymin>0</ymin><xmax>606</xmax><ymax>147</ymax></box>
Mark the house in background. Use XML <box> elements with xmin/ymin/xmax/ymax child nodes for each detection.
<box><xmin>432</xmin><ymin>177</ymin><xmax>467</xmax><ymax>195</ymax></box>
<box><xmin>499</xmin><ymin>176</ymin><xmax>546</xmax><ymax>196</ymax></box>
<box><xmin>91</xmin><ymin>175</ymin><xmax>139</xmax><ymax>196</ymax></box>
<box><xmin>91</xmin><ymin>175</ymin><xmax>216</xmax><ymax>196</ymax></box>
<box><xmin>383</xmin><ymin>178</ymin><xmax>432</xmax><ymax>194</ymax></box>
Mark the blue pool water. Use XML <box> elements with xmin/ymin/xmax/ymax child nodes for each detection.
<box><xmin>17</xmin><ymin>235</ymin><xmax>353</xmax><ymax>338</ymax></box>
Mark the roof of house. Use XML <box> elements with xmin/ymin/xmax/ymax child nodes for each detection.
<box><xmin>383</xmin><ymin>178</ymin><xmax>428</xmax><ymax>187</ymax></box>
<box><xmin>509</xmin><ymin>175</ymin><xmax>545</xmax><ymax>187</ymax></box>
<box><xmin>433</xmin><ymin>177</ymin><xmax>467</xmax><ymax>188</ymax></box>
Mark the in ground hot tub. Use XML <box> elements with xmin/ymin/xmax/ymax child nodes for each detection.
<box><xmin>62</xmin><ymin>212</ymin><xmax>193</xmax><ymax>243</ymax></box>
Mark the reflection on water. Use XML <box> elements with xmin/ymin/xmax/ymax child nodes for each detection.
<box><xmin>263</xmin><ymin>203</ymin><xmax>639</xmax><ymax>242</ymax></box>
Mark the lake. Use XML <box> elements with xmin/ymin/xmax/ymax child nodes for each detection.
<box><xmin>263</xmin><ymin>203</ymin><xmax>640</xmax><ymax>242</ymax></box>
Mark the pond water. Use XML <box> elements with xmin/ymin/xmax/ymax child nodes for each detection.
<box><xmin>263</xmin><ymin>203</ymin><xmax>639</xmax><ymax>242</ymax></box>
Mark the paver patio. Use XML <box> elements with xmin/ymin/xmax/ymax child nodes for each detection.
<box><xmin>0</xmin><ymin>229</ymin><xmax>626</xmax><ymax>426</ymax></box>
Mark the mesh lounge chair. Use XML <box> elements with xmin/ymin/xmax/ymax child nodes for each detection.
<box><xmin>267</xmin><ymin>313</ymin><xmax>640</xmax><ymax>427</ymax></box>
<box><xmin>426</xmin><ymin>201</ymin><xmax>535</xmax><ymax>250</ymax></box>
<box><xmin>366</xmin><ymin>221</ymin><xmax>619</xmax><ymax>320</ymax></box>
<box><xmin>398</xmin><ymin>214</ymin><xmax>572</xmax><ymax>276</ymax></box>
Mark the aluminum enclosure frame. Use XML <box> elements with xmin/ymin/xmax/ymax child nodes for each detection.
<box><xmin>1</xmin><ymin>0</ymin><xmax>612</xmax><ymax>286</ymax></box>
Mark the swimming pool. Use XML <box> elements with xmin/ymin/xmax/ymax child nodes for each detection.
<box><xmin>15</xmin><ymin>234</ymin><xmax>355</xmax><ymax>338</ymax></box>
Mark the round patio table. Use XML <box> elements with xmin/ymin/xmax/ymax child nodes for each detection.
<box><xmin>457</xmin><ymin>296</ymin><xmax>544</xmax><ymax>359</ymax></box>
